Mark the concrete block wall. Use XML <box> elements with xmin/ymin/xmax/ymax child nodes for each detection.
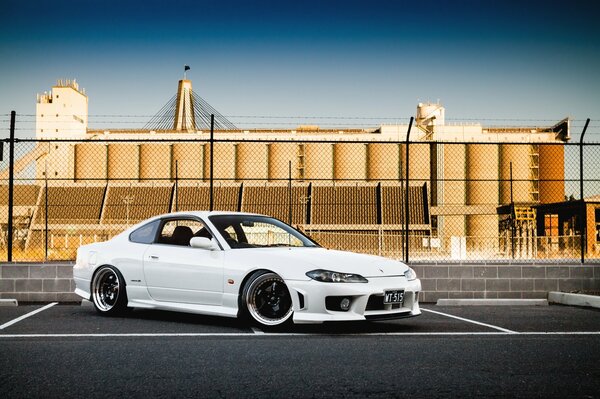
<box><xmin>0</xmin><ymin>262</ymin><xmax>599</xmax><ymax>303</ymax></box>
<box><xmin>0</xmin><ymin>263</ymin><xmax>80</xmax><ymax>302</ymax></box>
<box><xmin>412</xmin><ymin>263</ymin><xmax>600</xmax><ymax>303</ymax></box>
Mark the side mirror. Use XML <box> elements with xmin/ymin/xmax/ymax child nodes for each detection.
<box><xmin>190</xmin><ymin>237</ymin><xmax>218</xmax><ymax>250</ymax></box>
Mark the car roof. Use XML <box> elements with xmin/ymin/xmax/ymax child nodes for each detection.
<box><xmin>155</xmin><ymin>210</ymin><xmax>266</xmax><ymax>219</ymax></box>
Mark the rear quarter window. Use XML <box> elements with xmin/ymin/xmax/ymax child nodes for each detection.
<box><xmin>129</xmin><ymin>220</ymin><xmax>160</xmax><ymax>244</ymax></box>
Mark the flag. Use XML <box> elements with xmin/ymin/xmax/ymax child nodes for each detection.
<box><xmin>184</xmin><ymin>65</ymin><xmax>190</xmax><ymax>71</ymax></box>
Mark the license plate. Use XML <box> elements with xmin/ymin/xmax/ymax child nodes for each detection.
<box><xmin>384</xmin><ymin>290</ymin><xmax>404</xmax><ymax>304</ymax></box>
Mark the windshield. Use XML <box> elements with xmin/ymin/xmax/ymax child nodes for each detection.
<box><xmin>208</xmin><ymin>215</ymin><xmax>319</xmax><ymax>249</ymax></box>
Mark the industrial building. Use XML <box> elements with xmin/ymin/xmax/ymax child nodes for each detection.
<box><xmin>1</xmin><ymin>78</ymin><xmax>573</xmax><ymax>260</ymax></box>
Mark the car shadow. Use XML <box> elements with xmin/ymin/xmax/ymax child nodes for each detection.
<box><xmin>109</xmin><ymin>308</ymin><xmax>424</xmax><ymax>334</ymax></box>
<box><xmin>78</xmin><ymin>305</ymin><xmax>425</xmax><ymax>334</ymax></box>
<box><xmin>122</xmin><ymin>308</ymin><xmax>250</xmax><ymax>330</ymax></box>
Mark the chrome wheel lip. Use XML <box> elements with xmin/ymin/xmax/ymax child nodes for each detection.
<box><xmin>246</xmin><ymin>274</ymin><xmax>293</xmax><ymax>326</ymax></box>
<box><xmin>92</xmin><ymin>267</ymin><xmax>120</xmax><ymax>312</ymax></box>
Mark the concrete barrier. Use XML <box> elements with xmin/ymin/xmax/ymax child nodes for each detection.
<box><xmin>548</xmin><ymin>291</ymin><xmax>600</xmax><ymax>309</ymax></box>
<box><xmin>0</xmin><ymin>299</ymin><xmax>18</xmax><ymax>306</ymax></box>
<box><xmin>437</xmin><ymin>298</ymin><xmax>548</xmax><ymax>306</ymax></box>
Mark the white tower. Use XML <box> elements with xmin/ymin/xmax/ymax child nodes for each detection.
<box><xmin>35</xmin><ymin>79</ymin><xmax>88</xmax><ymax>179</ymax></box>
<box><xmin>173</xmin><ymin>80</ymin><xmax>196</xmax><ymax>132</ymax></box>
<box><xmin>36</xmin><ymin>79</ymin><xmax>88</xmax><ymax>138</ymax></box>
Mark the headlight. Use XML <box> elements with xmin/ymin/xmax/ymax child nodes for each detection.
<box><xmin>306</xmin><ymin>269</ymin><xmax>368</xmax><ymax>283</ymax></box>
<box><xmin>404</xmin><ymin>267</ymin><xmax>417</xmax><ymax>281</ymax></box>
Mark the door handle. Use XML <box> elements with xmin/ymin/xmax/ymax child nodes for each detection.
<box><xmin>149</xmin><ymin>255</ymin><xmax>159</xmax><ymax>260</ymax></box>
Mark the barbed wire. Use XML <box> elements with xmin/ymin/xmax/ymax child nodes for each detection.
<box><xmin>4</xmin><ymin>113</ymin><xmax>598</xmax><ymax>122</ymax></box>
<box><xmin>6</xmin><ymin>121</ymin><xmax>599</xmax><ymax>130</ymax></box>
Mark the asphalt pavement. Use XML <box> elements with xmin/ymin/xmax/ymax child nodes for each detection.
<box><xmin>1</xmin><ymin>304</ymin><xmax>599</xmax><ymax>398</ymax></box>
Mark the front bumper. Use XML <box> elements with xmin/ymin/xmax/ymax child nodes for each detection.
<box><xmin>287</xmin><ymin>276</ymin><xmax>421</xmax><ymax>324</ymax></box>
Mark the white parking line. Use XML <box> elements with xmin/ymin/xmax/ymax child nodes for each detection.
<box><xmin>251</xmin><ymin>327</ymin><xmax>264</xmax><ymax>335</ymax></box>
<box><xmin>0</xmin><ymin>331</ymin><xmax>598</xmax><ymax>338</ymax></box>
<box><xmin>421</xmin><ymin>307</ymin><xmax>518</xmax><ymax>334</ymax></box>
<box><xmin>0</xmin><ymin>302</ymin><xmax>58</xmax><ymax>330</ymax></box>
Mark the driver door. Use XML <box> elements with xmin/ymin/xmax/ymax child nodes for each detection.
<box><xmin>143</xmin><ymin>218</ymin><xmax>223</xmax><ymax>305</ymax></box>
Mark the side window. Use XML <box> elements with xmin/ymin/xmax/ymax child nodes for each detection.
<box><xmin>158</xmin><ymin>219</ymin><xmax>211</xmax><ymax>246</ymax></box>
<box><xmin>224</xmin><ymin>225</ymin><xmax>238</xmax><ymax>241</ymax></box>
<box><xmin>129</xmin><ymin>220</ymin><xmax>159</xmax><ymax>244</ymax></box>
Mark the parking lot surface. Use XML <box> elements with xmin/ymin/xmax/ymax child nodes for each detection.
<box><xmin>1</xmin><ymin>303</ymin><xmax>599</xmax><ymax>398</ymax></box>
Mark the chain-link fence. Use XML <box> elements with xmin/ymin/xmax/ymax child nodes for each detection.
<box><xmin>2</xmin><ymin>114</ymin><xmax>599</xmax><ymax>263</ymax></box>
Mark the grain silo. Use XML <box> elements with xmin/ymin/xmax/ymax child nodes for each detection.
<box><xmin>334</xmin><ymin>143</ymin><xmax>367</xmax><ymax>180</ymax></box>
<box><xmin>268</xmin><ymin>142</ymin><xmax>300</xmax><ymax>181</ymax></box>
<box><xmin>236</xmin><ymin>142</ymin><xmax>269</xmax><ymax>181</ymax></box>
<box><xmin>75</xmin><ymin>143</ymin><xmax>107</xmax><ymax>181</ymax></box>
<box><xmin>499</xmin><ymin>144</ymin><xmax>532</xmax><ymax>204</ymax></box>
<box><xmin>303</xmin><ymin>143</ymin><xmax>334</xmax><ymax>181</ymax></box>
<box><xmin>140</xmin><ymin>143</ymin><xmax>171</xmax><ymax>181</ymax></box>
<box><xmin>108</xmin><ymin>143</ymin><xmax>139</xmax><ymax>181</ymax></box>
<box><xmin>465</xmin><ymin>144</ymin><xmax>499</xmax><ymax>241</ymax></box>
<box><xmin>438</xmin><ymin>143</ymin><xmax>467</xmax><ymax>239</ymax></box>
<box><xmin>539</xmin><ymin>144</ymin><xmax>565</xmax><ymax>203</ymax></box>
<box><xmin>367</xmin><ymin>143</ymin><xmax>401</xmax><ymax>181</ymax></box>
<box><xmin>172</xmin><ymin>142</ymin><xmax>204</xmax><ymax>181</ymax></box>
<box><xmin>404</xmin><ymin>142</ymin><xmax>430</xmax><ymax>184</ymax></box>
<box><xmin>204</xmin><ymin>142</ymin><xmax>236</xmax><ymax>181</ymax></box>
<box><xmin>466</xmin><ymin>144</ymin><xmax>499</xmax><ymax>206</ymax></box>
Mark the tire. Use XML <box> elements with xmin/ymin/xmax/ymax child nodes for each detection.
<box><xmin>91</xmin><ymin>265</ymin><xmax>128</xmax><ymax>316</ymax></box>
<box><xmin>241</xmin><ymin>272</ymin><xmax>293</xmax><ymax>327</ymax></box>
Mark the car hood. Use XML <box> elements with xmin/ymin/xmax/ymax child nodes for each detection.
<box><xmin>226</xmin><ymin>247</ymin><xmax>410</xmax><ymax>280</ymax></box>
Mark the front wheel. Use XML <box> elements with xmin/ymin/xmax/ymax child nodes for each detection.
<box><xmin>91</xmin><ymin>265</ymin><xmax>128</xmax><ymax>316</ymax></box>
<box><xmin>241</xmin><ymin>272</ymin><xmax>293</xmax><ymax>327</ymax></box>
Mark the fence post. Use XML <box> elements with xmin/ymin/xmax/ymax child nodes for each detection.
<box><xmin>510</xmin><ymin>162</ymin><xmax>515</xmax><ymax>259</ymax></box>
<box><xmin>174</xmin><ymin>160</ymin><xmax>178</xmax><ymax>212</ymax></box>
<box><xmin>44</xmin><ymin>161</ymin><xmax>48</xmax><ymax>261</ymax></box>
<box><xmin>7</xmin><ymin>111</ymin><xmax>15</xmax><ymax>262</ymax></box>
<box><xmin>288</xmin><ymin>160</ymin><xmax>292</xmax><ymax>225</ymax></box>
<box><xmin>579</xmin><ymin>118</ymin><xmax>590</xmax><ymax>264</ymax></box>
<box><xmin>209</xmin><ymin>114</ymin><xmax>214</xmax><ymax>211</ymax></box>
<box><xmin>404</xmin><ymin>117</ymin><xmax>413</xmax><ymax>264</ymax></box>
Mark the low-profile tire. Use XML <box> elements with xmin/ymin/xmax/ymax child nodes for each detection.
<box><xmin>91</xmin><ymin>265</ymin><xmax>128</xmax><ymax>316</ymax></box>
<box><xmin>241</xmin><ymin>271</ymin><xmax>293</xmax><ymax>328</ymax></box>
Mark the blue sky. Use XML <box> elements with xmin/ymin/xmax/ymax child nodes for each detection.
<box><xmin>1</xmin><ymin>0</ymin><xmax>599</xmax><ymax>135</ymax></box>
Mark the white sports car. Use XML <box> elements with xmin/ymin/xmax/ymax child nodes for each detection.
<box><xmin>74</xmin><ymin>211</ymin><xmax>421</xmax><ymax>327</ymax></box>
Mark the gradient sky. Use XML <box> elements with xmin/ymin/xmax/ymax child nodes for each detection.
<box><xmin>1</xmin><ymin>0</ymin><xmax>599</xmax><ymax>136</ymax></box>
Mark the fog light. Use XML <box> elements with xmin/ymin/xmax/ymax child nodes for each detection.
<box><xmin>340</xmin><ymin>297</ymin><xmax>351</xmax><ymax>311</ymax></box>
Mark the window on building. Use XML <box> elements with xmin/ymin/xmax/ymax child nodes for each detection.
<box><xmin>595</xmin><ymin>208</ymin><xmax>600</xmax><ymax>244</ymax></box>
<box><xmin>544</xmin><ymin>214</ymin><xmax>558</xmax><ymax>237</ymax></box>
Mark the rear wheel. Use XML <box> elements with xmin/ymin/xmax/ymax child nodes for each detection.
<box><xmin>241</xmin><ymin>272</ymin><xmax>293</xmax><ymax>327</ymax></box>
<box><xmin>91</xmin><ymin>266</ymin><xmax>128</xmax><ymax>315</ymax></box>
